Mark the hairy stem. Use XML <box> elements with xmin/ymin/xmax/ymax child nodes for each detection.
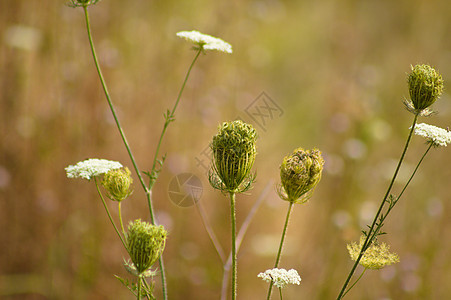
<box><xmin>336</xmin><ymin>114</ymin><xmax>418</xmax><ymax>299</ymax></box>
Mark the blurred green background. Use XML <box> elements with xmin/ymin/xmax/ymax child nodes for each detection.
<box><xmin>1</xmin><ymin>0</ymin><xmax>451</xmax><ymax>299</ymax></box>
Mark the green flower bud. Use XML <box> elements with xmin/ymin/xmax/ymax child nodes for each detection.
<box><xmin>278</xmin><ymin>148</ymin><xmax>324</xmax><ymax>204</ymax></box>
<box><xmin>101</xmin><ymin>167</ymin><xmax>133</xmax><ymax>202</ymax></box>
<box><xmin>406</xmin><ymin>64</ymin><xmax>443</xmax><ymax>114</ymax></box>
<box><xmin>126</xmin><ymin>219</ymin><xmax>167</xmax><ymax>274</ymax></box>
<box><xmin>210</xmin><ymin>120</ymin><xmax>257</xmax><ymax>193</ymax></box>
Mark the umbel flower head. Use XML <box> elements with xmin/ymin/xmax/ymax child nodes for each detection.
<box><xmin>126</xmin><ymin>219</ymin><xmax>167</xmax><ymax>275</ymax></box>
<box><xmin>176</xmin><ymin>30</ymin><xmax>233</xmax><ymax>53</ymax></box>
<box><xmin>65</xmin><ymin>158</ymin><xmax>123</xmax><ymax>180</ymax></box>
<box><xmin>101</xmin><ymin>167</ymin><xmax>133</xmax><ymax>202</ymax></box>
<box><xmin>278</xmin><ymin>148</ymin><xmax>324</xmax><ymax>204</ymax></box>
<box><xmin>209</xmin><ymin>120</ymin><xmax>257</xmax><ymax>193</ymax></box>
<box><xmin>258</xmin><ymin>268</ymin><xmax>301</xmax><ymax>289</ymax></box>
<box><xmin>347</xmin><ymin>236</ymin><xmax>399</xmax><ymax>270</ymax></box>
<box><xmin>413</xmin><ymin>123</ymin><xmax>451</xmax><ymax>147</ymax></box>
<box><xmin>68</xmin><ymin>0</ymin><xmax>101</xmax><ymax>7</ymax></box>
<box><xmin>405</xmin><ymin>64</ymin><xmax>444</xmax><ymax>116</ymax></box>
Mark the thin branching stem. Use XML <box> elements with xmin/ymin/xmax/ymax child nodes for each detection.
<box><xmin>336</xmin><ymin>114</ymin><xmax>419</xmax><ymax>299</ymax></box>
<box><xmin>267</xmin><ymin>201</ymin><xmax>294</xmax><ymax>300</ymax></box>
<box><xmin>195</xmin><ymin>199</ymin><xmax>226</xmax><ymax>263</ymax></box>
<box><xmin>342</xmin><ymin>268</ymin><xmax>367</xmax><ymax>298</ymax></box>
<box><xmin>148</xmin><ymin>49</ymin><xmax>202</xmax><ymax>189</ymax></box>
<box><xmin>94</xmin><ymin>178</ymin><xmax>128</xmax><ymax>251</ymax></box>
<box><xmin>82</xmin><ymin>7</ymin><xmax>166</xmax><ymax>298</ymax></box>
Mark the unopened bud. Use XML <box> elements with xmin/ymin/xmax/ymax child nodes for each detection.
<box><xmin>278</xmin><ymin>148</ymin><xmax>324</xmax><ymax>204</ymax></box>
<box><xmin>126</xmin><ymin>219</ymin><xmax>167</xmax><ymax>274</ymax></box>
<box><xmin>102</xmin><ymin>167</ymin><xmax>133</xmax><ymax>202</ymax></box>
<box><xmin>406</xmin><ymin>64</ymin><xmax>443</xmax><ymax>114</ymax></box>
<box><xmin>210</xmin><ymin>120</ymin><xmax>257</xmax><ymax>193</ymax></box>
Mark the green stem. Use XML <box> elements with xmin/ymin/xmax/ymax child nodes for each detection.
<box><xmin>371</xmin><ymin>142</ymin><xmax>433</xmax><ymax>238</ymax></box>
<box><xmin>395</xmin><ymin>143</ymin><xmax>433</xmax><ymax>202</ymax></box>
<box><xmin>279</xmin><ymin>287</ymin><xmax>283</xmax><ymax>300</ymax></box>
<box><xmin>82</xmin><ymin>7</ymin><xmax>166</xmax><ymax>299</ymax></box>
<box><xmin>137</xmin><ymin>276</ymin><xmax>142</xmax><ymax>300</ymax></box>
<box><xmin>118</xmin><ymin>202</ymin><xmax>126</xmax><ymax>237</ymax></box>
<box><xmin>230</xmin><ymin>192</ymin><xmax>237</xmax><ymax>300</ymax></box>
<box><xmin>220</xmin><ymin>182</ymin><xmax>272</xmax><ymax>300</ymax></box>
<box><xmin>148</xmin><ymin>49</ymin><xmax>202</xmax><ymax>189</ymax></box>
<box><xmin>342</xmin><ymin>268</ymin><xmax>367</xmax><ymax>298</ymax></box>
<box><xmin>336</xmin><ymin>114</ymin><xmax>418</xmax><ymax>300</ymax></box>
<box><xmin>195</xmin><ymin>200</ymin><xmax>226</xmax><ymax>263</ymax></box>
<box><xmin>94</xmin><ymin>178</ymin><xmax>127</xmax><ymax>251</ymax></box>
<box><xmin>267</xmin><ymin>201</ymin><xmax>294</xmax><ymax>300</ymax></box>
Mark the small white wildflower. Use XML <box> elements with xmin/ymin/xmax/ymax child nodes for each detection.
<box><xmin>65</xmin><ymin>158</ymin><xmax>123</xmax><ymax>180</ymax></box>
<box><xmin>412</xmin><ymin>123</ymin><xmax>451</xmax><ymax>147</ymax></box>
<box><xmin>176</xmin><ymin>30</ymin><xmax>232</xmax><ymax>53</ymax></box>
<box><xmin>258</xmin><ymin>268</ymin><xmax>301</xmax><ymax>289</ymax></box>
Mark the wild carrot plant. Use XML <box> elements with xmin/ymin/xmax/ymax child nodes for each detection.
<box><xmin>64</xmin><ymin>1</ymin><xmax>451</xmax><ymax>299</ymax></box>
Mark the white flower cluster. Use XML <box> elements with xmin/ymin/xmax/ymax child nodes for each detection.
<box><xmin>65</xmin><ymin>158</ymin><xmax>123</xmax><ymax>180</ymax></box>
<box><xmin>413</xmin><ymin>123</ymin><xmax>451</xmax><ymax>147</ymax></box>
<box><xmin>176</xmin><ymin>30</ymin><xmax>232</xmax><ymax>53</ymax></box>
<box><xmin>258</xmin><ymin>268</ymin><xmax>301</xmax><ymax>289</ymax></box>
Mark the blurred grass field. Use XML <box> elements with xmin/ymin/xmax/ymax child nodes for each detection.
<box><xmin>1</xmin><ymin>0</ymin><xmax>451</xmax><ymax>299</ymax></box>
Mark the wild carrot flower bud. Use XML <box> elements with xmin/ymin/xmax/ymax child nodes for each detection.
<box><xmin>209</xmin><ymin>120</ymin><xmax>257</xmax><ymax>193</ymax></box>
<box><xmin>347</xmin><ymin>236</ymin><xmax>399</xmax><ymax>270</ymax></box>
<box><xmin>126</xmin><ymin>219</ymin><xmax>167</xmax><ymax>275</ymax></box>
<box><xmin>405</xmin><ymin>64</ymin><xmax>444</xmax><ymax>115</ymax></box>
<box><xmin>101</xmin><ymin>167</ymin><xmax>133</xmax><ymax>202</ymax></box>
<box><xmin>278</xmin><ymin>148</ymin><xmax>324</xmax><ymax>204</ymax></box>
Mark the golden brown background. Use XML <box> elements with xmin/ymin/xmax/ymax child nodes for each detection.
<box><xmin>1</xmin><ymin>0</ymin><xmax>451</xmax><ymax>299</ymax></box>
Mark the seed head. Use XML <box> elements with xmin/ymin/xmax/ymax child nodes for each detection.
<box><xmin>278</xmin><ymin>148</ymin><xmax>324</xmax><ymax>204</ymax></box>
<box><xmin>209</xmin><ymin>120</ymin><xmax>257</xmax><ymax>193</ymax></box>
<box><xmin>126</xmin><ymin>219</ymin><xmax>167</xmax><ymax>274</ymax></box>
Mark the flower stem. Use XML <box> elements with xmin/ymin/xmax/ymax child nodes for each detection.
<box><xmin>220</xmin><ymin>182</ymin><xmax>272</xmax><ymax>300</ymax></box>
<box><xmin>279</xmin><ymin>287</ymin><xmax>283</xmax><ymax>300</ymax></box>
<box><xmin>336</xmin><ymin>114</ymin><xmax>418</xmax><ymax>299</ymax></box>
<box><xmin>148</xmin><ymin>49</ymin><xmax>202</xmax><ymax>189</ymax></box>
<box><xmin>118</xmin><ymin>202</ymin><xmax>126</xmax><ymax>237</ymax></box>
<box><xmin>94</xmin><ymin>178</ymin><xmax>127</xmax><ymax>251</ymax></box>
<box><xmin>267</xmin><ymin>201</ymin><xmax>294</xmax><ymax>300</ymax></box>
<box><xmin>342</xmin><ymin>268</ymin><xmax>367</xmax><ymax>298</ymax></box>
<box><xmin>82</xmin><ymin>7</ymin><xmax>166</xmax><ymax>299</ymax></box>
<box><xmin>230</xmin><ymin>192</ymin><xmax>237</xmax><ymax>300</ymax></box>
<box><xmin>137</xmin><ymin>276</ymin><xmax>142</xmax><ymax>300</ymax></box>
